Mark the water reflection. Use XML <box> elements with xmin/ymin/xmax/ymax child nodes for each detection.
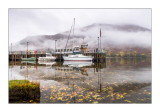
<box><xmin>63</xmin><ymin>61</ymin><xmax>93</xmax><ymax>67</ymax></box>
<box><xmin>9</xmin><ymin>58</ymin><xmax>151</xmax><ymax>103</ymax></box>
<box><xmin>38</xmin><ymin>61</ymin><xmax>56</xmax><ymax>66</ymax></box>
<box><xmin>21</xmin><ymin>61</ymin><xmax>36</xmax><ymax>64</ymax></box>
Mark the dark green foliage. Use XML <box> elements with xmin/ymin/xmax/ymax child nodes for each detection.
<box><xmin>9</xmin><ymin>80</ymin><xmax>40</xmax><ymax>103</ymax></box>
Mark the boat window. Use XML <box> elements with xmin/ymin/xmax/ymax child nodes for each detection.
<box><xmin>76</xmin><ymin>47</ymin><xmax>79</xmax><ymax>50</ymax></box>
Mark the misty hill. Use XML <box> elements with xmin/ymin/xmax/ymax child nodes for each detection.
<box><xmin>13</xmin><ymin>23</ymin><xmax>151</xmax><ymax>53</ymax></box>
<box><xmin>81</xmin><ymin>23</ymin><xmax>150</xmax><ymax>32</ymax></box>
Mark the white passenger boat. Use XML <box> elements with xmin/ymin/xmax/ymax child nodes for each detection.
<box><xmin>63</xmin><ymin>18</ymin><xmax>93</xmax><ymax>62</ymax></box>
<box><xmin>63</xmin><ymin>54</ymin><xmax>93</xmax><ymax>61</ymax></box>
<box><xmin>38</xmin><ymin>53</ymin><xmax>56</xmax><ymax>61</ymax></box>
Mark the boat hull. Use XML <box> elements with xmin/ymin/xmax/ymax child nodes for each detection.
<box><xmin>38</xmin><ymin>57</ymin><xmax>56</xmax><ymax>61</ymax></box>
<box><xmin>63</xmin><ymin>56</ymin><xmax>93</xmax><ymax>61</ymax></box>
<box><xmin>21</xmin><ymin>57</ymin><xmax>36</xmax><ymax>61</ymax></box>
<box><xmin>38</xmin><ymin>61</ymin><xmax>56</xmax><ymax>65</ymax></box>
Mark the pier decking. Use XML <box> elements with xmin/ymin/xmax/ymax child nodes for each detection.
<box><xmin>9</xmin><ymin>53</ymin><xmax>106</xmax><ymax>63</ymax></box>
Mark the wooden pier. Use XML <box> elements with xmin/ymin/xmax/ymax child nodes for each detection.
<box><xmin>9</xmin><ymin>53</ymin><xmax>106</xmax><ymax>63</ymax></box>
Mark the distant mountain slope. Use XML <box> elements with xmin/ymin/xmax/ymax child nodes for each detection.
<box><xmin>81</xmin><ymin>23</ymin><xmax>151</xmax><ymax>32</ymax></box>
<box><xmin>13</xmin><ymin>23</ymin><xmax>151</xmax><ymax>53</ymax></box>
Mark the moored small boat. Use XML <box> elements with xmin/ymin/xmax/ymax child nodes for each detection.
<box><xmin>21</xmin><ymin>57</ymin><xmax>36</xmax><ymax>61</ymax></box>
<box><xmin>63</xmin><ymin>54</ymin><xmax>93</xmax><ymax>61</ymax></box>
<box><xmin>38</xmin><ymin>53</ymin><xmax>56</xmax><ymax>61</ymax></box>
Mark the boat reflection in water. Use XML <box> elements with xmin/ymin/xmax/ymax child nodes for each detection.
<box><xmin>63</xmin><ymin>61</ymin><xmax>93</xmax><ymax>67</ymax></box>
<box><xmin>20</xmin><ymin>61</ymin><xmax>37</xmax><ymax>70</ymax></box>
<box><xmin>21</xmin><ymin>61</ymin><xmax>36</xmax><ymax>64</ymax></box>
<box><xmin>38</xmin><ymin>60</ymin><xmax>56</xmax><ymax>69</ymax></box>
<box><xmin>38</xmin><ymin>61</ymin><xmax>56</xmax><ymax>66</ymax></box>
<box><xmin>62</xmin><ymin>61</ymin><xmax>94</xmax><ymax>76</ymax></box>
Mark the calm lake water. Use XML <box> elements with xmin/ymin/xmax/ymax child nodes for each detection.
<box><xmin>9</xmin><ymin>58</ymin><xmax>151</xmax><ymax>103</ymax></box>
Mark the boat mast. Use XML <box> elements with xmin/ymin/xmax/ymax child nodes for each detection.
<box><xmin>64</xmin><ymin>26</ymin><xmax>73</xmax><ymax>54</ymax></box>
<box><xmin>55</xmin><ymin>40</ymin><xmax>57</xmax><ymax>53</ymax></box>
<box><xmin>83</xmin><ymin>37</ymin><xmax>84</xmax><ymax>44</ymax></box>
<box><xmin>73</xmin><ymin>18</ymin><xmax>75</xmax><ymax>38</ymax></box>
<box><xmin>72</xmin><ymin>18</ymin><xmax>75</xmax><ymax>49</ymax></box>
<box><xmin>26</xmin><ymin>42</ymin><xmax>28</xmax><ymax>58</ymax></box>
<box><xmin>100</xmin><ymin>28</ymin><xmax>101</xmax><ymax>52</ymax></box>
<box><xmin>11</xmin><ymin>43</ymin><xmax>12</xmax><ymax>54</ymax></box>
<box><xmin>64</xmin><ymin>18</ymin><xmax>75</xmax><ymax>54</ymax></box>
<box><xmin>98</xmin><ymin>37</ymin><xmax>99</xmax><ymax>52</ymax></box>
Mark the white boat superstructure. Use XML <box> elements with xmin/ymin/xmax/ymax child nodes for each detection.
<box><xmin>38</xmin><ymin>53</ymin><xmax>56</xmax><ymax>61</ymax></box>
<box><xmin>62</xmin><ymin>18</ymin><xmax>93</xmax><ymax>62</ymax></box>
<box><xmin>63</xmin><ymin>54</ymin><xmax>93</xmax><ymax>61</ymax></box>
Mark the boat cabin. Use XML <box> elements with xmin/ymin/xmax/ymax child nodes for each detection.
<box><xmin>80</xmin><ymin>44</ymin><xmax>88</xmax><ymax>53</ymax></box>
<box><xmin>55</xmin><ymin>44</ymin><xmax>88</xmax><ymax>54</ymax></box>
<box><xmin>46</xmin><ymin>53</ymin><xmax>53</xmax><ymax>57</ymax></box>
<box><xmin>73</xmin><ymin>46</ymin><xmax>80</xmax><ymax>54</ymax></box>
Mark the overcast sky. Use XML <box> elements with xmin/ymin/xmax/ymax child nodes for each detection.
<box><xmin>9</xmin><ymin>9</ymin><xmax>151</xmax><ymax>44</ymax></box>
